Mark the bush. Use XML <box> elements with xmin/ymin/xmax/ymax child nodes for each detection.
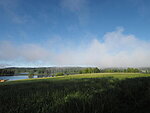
<box><xmin>56</xmin><ymin>73</ymin><xmax>64</xmax><ymax>76</ymax></box>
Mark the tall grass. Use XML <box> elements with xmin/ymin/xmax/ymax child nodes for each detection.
<box><xmin>0</xmin><ymin>73</ymin><xmax>150</xmax><ymax>113</ymax></box>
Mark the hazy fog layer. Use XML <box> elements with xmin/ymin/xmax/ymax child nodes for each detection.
<box><xmin>0</xmin><ymin>28</ymin><xmax>150</xmax><ymax>67</ymax></box>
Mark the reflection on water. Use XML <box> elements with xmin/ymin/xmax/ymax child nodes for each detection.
<box><xmin>0</xmin><ymin>75</ymin><xmax>54</xmax><ymax>81</ymax></box>
<box><xmin>0</xmin><ymin>75</ymin><xmax>38</xmax><ymax>81</ymax></box>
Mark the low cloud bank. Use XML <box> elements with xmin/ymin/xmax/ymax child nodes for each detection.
<box><xmin>0</xmin><ymin>28</ymin><xmax>150</xmax><ymax>67</ymax></box>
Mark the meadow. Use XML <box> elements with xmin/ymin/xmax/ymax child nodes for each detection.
<box><xmin>0</xmin><ymin>73</ymin><xmax>150</xmax><ymax>113</ymax></box>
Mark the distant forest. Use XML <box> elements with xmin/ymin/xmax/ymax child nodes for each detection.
<box><xmin>0</xmin><ymin>67</ymin><xmax>150</xmax><ymax>76</ymax></box>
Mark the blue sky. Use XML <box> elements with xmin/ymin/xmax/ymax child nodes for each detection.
<box><xmin>0</xmin><ymin>0</ymin><xmax>150</xmax><ymax>67</ymax></box>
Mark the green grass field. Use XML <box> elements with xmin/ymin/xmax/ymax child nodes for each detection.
<box><xmin>0</xmin><ymin>73</ymin><xmax>150</xmax><ymax>113</ymax></box>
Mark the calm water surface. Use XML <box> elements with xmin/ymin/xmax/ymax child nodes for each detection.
<box><xmin>0</xmin><ymin>75</ymin><xmax>38</xmax><ymax>81</ymax></box>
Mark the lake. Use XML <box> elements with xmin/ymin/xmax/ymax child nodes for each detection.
<box><xmin>0</xmin><ymin>75</ymin><xmax>38</xmax><ymax>81</ymax></box>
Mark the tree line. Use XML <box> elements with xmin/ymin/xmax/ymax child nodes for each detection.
<box><xmin>0</xmin><ymin>67</ymin><xmax>148</xmax><ymax>76</ymax></box>
<box><xmin>0</xmin><ymin>69</ymin><xmax>15</xmax><ymax>76</ymax></box>
<box><xmin>101</xmin><ymin>68</ymin><xmax>141</xmax><ymax>73</ymax></box>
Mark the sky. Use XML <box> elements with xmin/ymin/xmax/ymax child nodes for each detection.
<box><xmin>0</xmin><ymin>0</ymin><xmax>150</xmax><ymax>67</ymax></box>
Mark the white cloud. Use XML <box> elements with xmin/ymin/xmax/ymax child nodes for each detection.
<box><xmin>0</xmin><ymin>41</ymin><xmax>54</xmax><ymax>64</ymax></box>
<box><xmin>0</xmin><ymin>28</ymin><xmax>150</xmax><ymax>67</ymax></box>
<box><xmin>20</xmin><ymin>44</ymin><xmax>52</xmax><ymax>61</ymax></box>
<box><xmin>61</xmin><ymin>0</ymin><xmax>86</xmax><ymax>11</ymax></box>
<box><xmin>0</xmin><ymin>41</ymin><xmax>18</xmax><ymax>60</ymax></box>
<box><xmin>60</xmin><ymin>0</ymin><xmax>89</xmax><ymax>25</ymax></box>
<box><xmin>54</xmin><ymin>28</ymin><xmax>150</xmax><ymax>67</ymax></box>
<box><xmin>130</xmin><ymin>0</ymin><xmax>150</xmax><ymax>17</ymax></box>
